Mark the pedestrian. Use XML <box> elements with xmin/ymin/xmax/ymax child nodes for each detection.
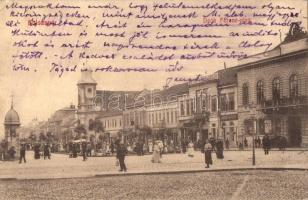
<box><xmin>244</xmin><ymin>138</ymin><xmax>248</xmax><ymax>148</ymax></box>
<box><xmin>216</xmin><ymin>139</ymin><xmax>224</xmax><ymax>159</ymax></box>
<box><xmin>86</xmin><ymin>142</ymin><xmax>92</xmax><ymax>157</ymax></box>
<box><xmin>44</xmin><ymin>143</ymin><xmax>50</xmax><ymax>160</ymax></box>
<box><xmin>19</xmin><ymin>143</ymin><xmax>26</xmax><ymax>164</ymax></box>
<box><xmin>157</xmin><ymin>140</ymin><xmax>164</xmax><ymax>157</ymax></box>
<box><xmin>262</xmin><ymin>134</ymin><xmax>271</xmax><ymax>155</ymax></box>
<box><xmin>209</xmin><ymin>137</ymin><xmax>216</xmax><ymax>151</ymax></box>
<box><xmin>34</xmin><ymin>143</ymin><xmax>41</xmax><ymax>159</ymax></box>
<box><xmin>278</xmin><ymin>136</ymin><xmax>287</xmax><ymax>151</ymax></box>
<box><xmin>181</xmin><ymin>139</ymin><xmax>187</xmax><ymax>153</ymax></box>
<box><xmin>110</xmin><ymin>141</ymin><xmax>114</xmax><ymax>155</ymax></box>
<box><xmin>151</xmin><ymin>141</ymin><xmax>161</xmax><ymax>163</ymax></box>
<box><xmin>72</xmin><ymin>143</ymin><xmax>78</xmax><ymax>158</ymax></box>
<box><xmin>257</xmin><ymin>137</ymin><xmax>261</xmax><ymax>148</ymax></box>
<box><xmin>239</xmin><ymin>142</ymin><xmax>244</xmax><ymax>150</ymax></box>
<box><xmin>187</xmin><ymin>140</ymin><xmax>194</xmax><ymax>157</ymax></box>
<box><xmin>225</xmin><ymin>138</ymin><xmax>230</xmax><ymax>150</ymax></box>
<box><xmin>43</xmin><ymin>143</ymin><xmax>51</xmax><ymax>159</ymax></box>
<box><xmin>204</xmin><ymin>140</ymin><xmax>213</xmax><ymax>168</ymax></box>
<box><xmin>116</xmin><ymin>141</ymin><xmax>127</xmax><ymax>172</ymax></box>
<box><xmin>0</xmin><ymin>140</ymin><xmax>5</xmax><ymax>161</ymax></box>
<box><xmin>148</xmin><ymin>141</ymin><xmax>153</xmax><ymax>154</ymax></box>
<box><xmin>81</xmin><ymin>141</ymin><xmax>87</xmax><ymax>161</ymax></box>
<box><xmin>0</xmin><ymin>140</ymin><xmax>8</xmax><ymax>161</ymax></box>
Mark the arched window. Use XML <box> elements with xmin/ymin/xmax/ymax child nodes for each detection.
<box><xmin>256</xmin><ymin>81</ymin><xmax>264</xmax><ymax>104</ymax></box>
<box><xmin>272</xmin><ymin>78</ymin><xmax>281</xmax><ymax>104</ymax></box>
<box><xmin>242</xmin><ymin>83</ymin><xmax>249</xmax><ymax>106</ymax></box>
<box><xmin>289</xmin><ymin>74</ymin><xmax>299</xmax><ymax>98</ymax></box>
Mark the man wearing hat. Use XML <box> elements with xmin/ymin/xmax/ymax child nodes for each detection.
<box><xmin>19</xmin><ymin>142</ymin><xmax>26</xmax><ymax>163</ymax></box>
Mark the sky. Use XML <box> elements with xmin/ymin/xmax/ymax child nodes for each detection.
<box><xmin>0</xmin><ymin>0</ymin><xmax>307</xmax><ymax>138</ymax></box>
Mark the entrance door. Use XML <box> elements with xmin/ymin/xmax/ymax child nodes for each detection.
<box><xmin>201</xmin><ymin>130</ymin><xmax>208</xmax><ymax>142</ymax></box>
<box><xmin>288</xmin><ymin>117</ymin><xmax>302</xmax><ymax>147</ymax></box>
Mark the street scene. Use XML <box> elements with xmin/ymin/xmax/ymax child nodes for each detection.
<box><xmin>1</xmin><ymin>0</ymin><xmax>308</xmax><ymax>199</ymax></box>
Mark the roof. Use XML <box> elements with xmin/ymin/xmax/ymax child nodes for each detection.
<box><xmin>4</xmin><ymin>107</ymin><xmax>20</xmax><ymax>125</ymax></box>
<box><xmin>237</xmin><ymin>23</ymin><xmax>308</xmax><ymax>68</ymax></box>
<box><xmin>77</xmin><ymin>71</ymin><xmax>97</xmax><ymax>85</ymax></box>
<box><xmin>218</xmin><ymin>67</ymin><xmax>238</xmax><ymax>86</ymax></box>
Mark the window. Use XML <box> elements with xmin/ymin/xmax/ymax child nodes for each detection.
<box><xmin>171</xmin><ymin>111</ymin><xmax>174</xmax><ymax>123</ymax></box>
<box><xmin>211</xmin><ymin>96</ymin><xmax>217</xmax><ymax>112</ymax></box>
<box><xmin>289</xmin><ymin>74</ymin><xmax>299</xmax><ymax>98</ymax></box>
<box><xmin>272</xmin><ymin>77</ymin><xmax>281</xmax><ymax>104</ymax></box>
<box><xmin>174</xmin><ymin>110</ymin><xmax>177</xmax><ymax>122</ymax></box>
<box><xmin>87</xmin><ymin>88</ymin><xmax>92</xmax><ymax>93</ymax></box>
<box><xmin>201</xmin><ymin>89</ymin><xmax>208</xmax><ymax>109</ymax></box>
<box><xmin>228</xmin><ymin>93</ymin><xmax>235</xmax><ymax>110</ymax></box>
<box><xmin>242</xmin><ymin>83</ymin><xmax>249</xmax><ymax>106</ymax></box>
<box><xmin>256</xmin><ymin>81</ymin><xmax>264</xmax><ymax>104</ymax></box>
<box><xmin>191</xmin><ymin>99</ymin><xmax>194</xmax><ymax>114</ymax></box>
<box><xmin>167</xmin><ymin>112</ymin><xmax>170</xmax><ymax>123</ymax></box>
<box><xmin>220</xmin><ymin>94</ymin><xmax>227</xmax><ymax>111</ymax></box>
<box><xmin>180</xmin><ymin>101</ymin><xmax>185</xmax><ymax>116</ymax></box>
<box><xmin>196</xmin><ymin>90</ymin><xmax>201</xmax><ymax>111</ymax></box>
<box><xmin>186</xmin><ymin>100</ymin><xmax>190</xmax><ymax>115</ymax></box>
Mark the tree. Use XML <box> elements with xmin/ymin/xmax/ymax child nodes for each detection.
<box><xmin>39</xmin><ymin>132</ymin><xmax>46</xmax><ymax>142</ymax></box>
<box><xmin>74</xmin><ymin>124</ymin><xmax>87</xmax><ymax>139</ymax></box>
<box><xmin>93</xmin><ymin>119</ymin><xmax>104</xmax><ymax>133</ymax></box>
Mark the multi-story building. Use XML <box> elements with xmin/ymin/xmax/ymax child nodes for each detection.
<box><xmin>178</xmin><ymin>73</ymin><xmax>219</xmax><ymax>143</ymax></box>
<box><xmin>218</xmin><ymin>68</ymin><xmax>238</xmax><ymax>147</ymax></box>
<box><xmin>236</xmin><ymin>23</ymin><xmax>308</xmax><ymax>147</ymax></box>
<box><xmin>95</xmin><ymin>111</ymin><xmax>123</xmax><ymax>141</ymax></box>
<box><xmin>123</xmin><ymin>84</ymin><xmax>188</xmax><ymax>147</ymax></box>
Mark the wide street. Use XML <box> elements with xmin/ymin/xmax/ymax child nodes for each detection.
<box><xmin>0</xmin><ymin>149</ymin><xmax>307</xmax><ymax>179</ymax></box>
<box><xmin>0</xmin><ymin>150</ymin><xmax>307</xmax><ymax>199</ymax></box>
<box><xmin>0</xmin><ymin>170</ymin><xmax>307</xmax><ymax>200</ymax></box>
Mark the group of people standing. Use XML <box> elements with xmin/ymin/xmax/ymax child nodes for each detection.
<box><xmin>33</xmin><ymin>143</ymin><xmax>51</xmax><ymax>160</ymax></box>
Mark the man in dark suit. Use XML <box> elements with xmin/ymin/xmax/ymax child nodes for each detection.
<box><xmin>116</xmin><ymin>142</ymin><xmax>128</xmax><ymax>172</ymax></box>
<box><xmin>262</xmin><ymin>134</ymin><xmax>271</xmax><ymax>155</ymax></box>
<box><xmin>19</xmin><ymin>143</ymin><xmax>26</xmax><ymax>163</ymax></box>
<box><xmin>81</xmin><ymin>141</ymin><xmax>87</xmax><ymax>161</ymax></box>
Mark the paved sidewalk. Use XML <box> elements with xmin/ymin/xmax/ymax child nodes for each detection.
<box><xmin>0</xmin><ymin>150</ymin><xmax>307</xmax><ymax>180</ymax></box>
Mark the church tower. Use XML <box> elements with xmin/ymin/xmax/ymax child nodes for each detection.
<box><xmin>77</xmin><ymin>70</ymin><xmax>97</xmax><ymax>126</ymax></box>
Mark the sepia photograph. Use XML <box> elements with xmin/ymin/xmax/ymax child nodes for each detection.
<box><xmin>0</xmin><ymin>0</ymin><xmax>307</xmax><ymax>199</ymax></box>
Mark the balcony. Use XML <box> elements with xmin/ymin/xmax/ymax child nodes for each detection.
<box><xmin>260</xmin><ymin>96</ymin><xmax>308</xmax><ymax>114</ymax></box>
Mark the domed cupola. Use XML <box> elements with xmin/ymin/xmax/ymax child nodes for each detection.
<box><xmin>4</xmin><ymin>104</ymin><xmax>20</xmax><ymax>126</ymax></box>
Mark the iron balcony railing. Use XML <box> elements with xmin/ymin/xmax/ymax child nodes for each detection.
<box><xmin>260</xmin><ymin>95</ymin><xmax>308</xmax><ymax>108</ymax></box>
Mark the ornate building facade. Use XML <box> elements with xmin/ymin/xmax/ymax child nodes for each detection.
<box><xmin>237</xmin><ymin>24</ymin><xmax>308</xmax><ymax>147</ymax></box>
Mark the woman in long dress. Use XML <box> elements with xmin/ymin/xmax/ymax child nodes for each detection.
<box><xmin>151</xmin><ymin>142</ymin><xmax>161</xmax><ymax>163</ymax></box>
<box><xmin>204</xmin><ymin>140</ymin><xmax>213</xmax><ymax>168</ymax></box>
<box><xmin>187</xmin><ymin>141</ymin><xmax>194</xmax><ymax>157</ymax></box>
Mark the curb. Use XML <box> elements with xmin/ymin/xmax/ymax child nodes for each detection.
<box><xmin>0</xmin><ymin>167</ymin><xmax>307</xmax><ymax>181</ymax></box>
<box><xmin>94</xmin><ymin>167</ymin><xmax>308</xmax><ymax>177</ymax></box>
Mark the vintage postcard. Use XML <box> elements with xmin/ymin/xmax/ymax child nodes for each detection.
<box><xmin>0</xmin><ymin>0</ymin><xmax>307</xmax><ymax>199</ymax></box>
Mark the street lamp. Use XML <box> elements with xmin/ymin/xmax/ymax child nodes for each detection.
<box><xmin>249</xmin><ymin>104</ymin><xmax>257</xmax><ymax>166</ymax></box>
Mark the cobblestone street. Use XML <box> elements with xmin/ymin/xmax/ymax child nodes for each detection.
<box><xmin>0</xmin><ymin>150</ymin><xmax>307</xmax><ymax>179</ymax></box>
<box><xmin>0</xmin><ymin>170</ymin><xmax>307</xmax><ymax>200</ymax></box>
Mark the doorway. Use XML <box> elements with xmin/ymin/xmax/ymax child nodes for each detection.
<box><xmin>288</xmin><ymin>116</ymin><xmax>302</xmax><ymax>147</ymax></box>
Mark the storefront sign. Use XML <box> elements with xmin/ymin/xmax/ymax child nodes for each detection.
<box><xmin>221</xmin><ymin>114</ymin><xmax>238</xmax><ymax>121</ymax></box>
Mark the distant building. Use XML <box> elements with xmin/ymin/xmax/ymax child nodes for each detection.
<box><xmin>178</xmin><ymin>73</ymin><xmax>218</xmax><ymax>143</ymax></box>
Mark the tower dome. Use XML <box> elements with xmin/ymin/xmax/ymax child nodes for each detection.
<box><xmin>4</xmin><ymin>107</ymin><xmax>20</xmax><ymax>126</ymax></box>
<box><xmin>77</xmin><ymin>70</ymin><xmax>97</xmax><ymax>85</ymax></box>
